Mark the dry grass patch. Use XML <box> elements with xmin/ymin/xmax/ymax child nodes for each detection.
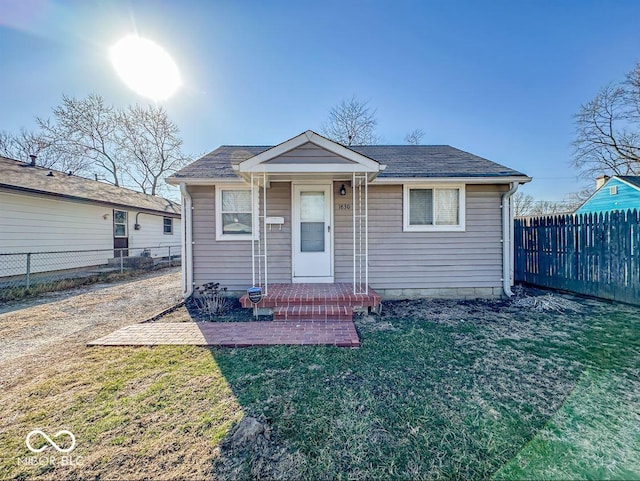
<box><xmin>0</xmin><ymin>346</ymin><xmax>242</xmax><ymax>480</ymax></box>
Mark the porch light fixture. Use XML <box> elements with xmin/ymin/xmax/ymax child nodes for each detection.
<box><xmin>339</xmin><ymin>184</ymin><xmax>347</xmax><ymax>196</ymax></box>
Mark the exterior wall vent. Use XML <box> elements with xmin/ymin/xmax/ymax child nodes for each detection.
<box><xmin>609</xmin><ymin>185</ymin><xmax>618</xmax><ymax>195</ymax></box>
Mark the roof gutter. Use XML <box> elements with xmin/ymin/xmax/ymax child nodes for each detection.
<box><xmin>372</xmin><ymin>176</ymin><xmax>531</xmax><ymax>185</ymax></box>
<box><xmin>179</xmin><ymin>182</ymin><xmax>194</xmax><ymax>298</ymax></box>
<box><xmin>502</xmin><ymin>182</ymin><xmax>520</xmax><ymax>297</ymax></box>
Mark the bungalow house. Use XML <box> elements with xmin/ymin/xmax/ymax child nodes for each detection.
<box><xmin>0</xmin><ymin>155</ymin><xmax>181</xmax><ymax>277</ymax></box>
<box><xmin>167</xmin><ymin>130</ymin><xmax>530</xmax><ymax>306</ymax></box>
<box><xmin>575</xmin><ymin>175</ymin><xmax>640</xmax><ymax>215</ymax></box>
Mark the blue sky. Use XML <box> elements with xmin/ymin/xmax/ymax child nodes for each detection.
<box><xmin>1</xmin><ymin>0</ymin><xmax>639</xmax><ymax>200</ymax></box>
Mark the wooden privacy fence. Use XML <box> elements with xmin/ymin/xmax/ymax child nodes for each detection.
<box><xmin>514</xmin><ymin>209</ymin><xmax>640</xmax><ymax>304</ymax></box>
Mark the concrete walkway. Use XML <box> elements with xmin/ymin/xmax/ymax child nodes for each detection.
<box><xmin>88</xmin><ymin>320</ymin><xmax>360</xmax><ymax>348</ymax></box>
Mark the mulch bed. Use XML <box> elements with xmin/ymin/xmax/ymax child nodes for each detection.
<box><xmin>156</xmin><ymin>297</ymin><xmax>271</xmax><ymax>323</ymax></box>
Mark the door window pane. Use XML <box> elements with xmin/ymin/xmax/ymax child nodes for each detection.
<box><xmin>301</xmin><ymin>222</ymin><xmax>325</xmax><ymax>252</ymax></box>
<box><xmin>114</xmin><ymin>210</ymin><xmax>127</xmax><ymax>237</ymax></box>
<box><xmin>300</xmin><ymin>192</ymin><xmax>324</xmax><ymax>222</ymax></box>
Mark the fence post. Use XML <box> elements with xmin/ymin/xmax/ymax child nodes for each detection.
<box><xmin>26</xmin><ymin>253</ymin><xmax>31</xmax><ymax>290</ymax></box>
<box><xmin>168</xmin><ymin>246</ymin><xmax>172</xmax><ymax>267</ymax></box>
<box><xmin>120</xmin><ymin>248</ymin><xmax>124</xmax><ymax>274</ymax></box>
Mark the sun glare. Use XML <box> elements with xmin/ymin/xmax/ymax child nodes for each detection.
<box><xmin>109</xmin><ymin>35</ymin><xmax>181</xmax><ymax>101</ymax></box>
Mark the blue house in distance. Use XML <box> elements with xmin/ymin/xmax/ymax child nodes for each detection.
<box><xmin>575</xmin><ymin>175</ymin><xmax>640</xmax><ymax>215</ymax></box>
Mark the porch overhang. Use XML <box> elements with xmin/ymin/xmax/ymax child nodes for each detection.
<box><xmin>234</xmin><ymin>130</ymin><xmax>385</xmax><ymax>184</ymax></box>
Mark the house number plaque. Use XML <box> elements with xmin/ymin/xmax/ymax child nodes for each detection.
<box><xmin>337</xmin><ymin>203</ymin><xmax>351</xmax><ymax>210</ymax></box>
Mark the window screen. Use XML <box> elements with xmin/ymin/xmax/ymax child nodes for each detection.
<box><xmin>220</xmin><ymin>190</ymin><xmax>252</xmax><ymax>235</ymax></box>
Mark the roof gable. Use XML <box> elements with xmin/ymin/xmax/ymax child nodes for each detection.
<box><xmin>576</xmin><ymin>176</ymin><xmax>640</xmax><ymax>214</ymax></box>
<box><xmin>261</xmin><ymin>142</ymin><xmax>358</xmax><ymax>165</ymax></box>
<box><xmin>236</xmin><ymin>131</ymin><xmax>382</xmax><ymax>174</ymax></box>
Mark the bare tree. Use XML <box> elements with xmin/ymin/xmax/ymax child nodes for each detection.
<box><xmin>405</xmin><ymin>128</ymin><xmax>425</xmax><ymax>145</ymax></box>
<box><xmin>573</xmin><ymin>63</ymin><xmax>640</xmax><ymax>179</ymax></box>
<box><xmin>564</xmin><ymin>187</ymin><xmax>594</xmax><ymax>207</ymax></box>
<box><xmin>321</xmin><ymin>96</ymin><xmax>379</xmax><ymax>145</ymax></box>
<box><xmin>530</xmin><ymin>201</ymin><xmax>578</xmax><ymax>216</ymax></box>
<box><xmin>34</xmin><ymin>94</ymin><xmax>189</xmax><ymax>195</ymax></box>
<box><xmin>513</xmin><ymin>192</ymin><xmax>536</xmax><ymax>217</ymax></box>
<box><xmin>514</xmin><ymin>192</ymin><xmax>586</xmax><ymax>217</ymax></box>
<box><xmin>0</xmin><ymin>128</ymin><xmax>88</xmax><ymax>173</ymax></box>
<box><xmin>0</xmin><ymin>131</ymin><xmax>20</xmax><ymax>159</ymax></box>
<box><xmin>38</xmin><ymin>94</ymin><xmax>122</xmax><ymax>185</ymax></box>
<box><xmin>117</xmin><ymin>104</ymin><xmax>190</xmax><ymax>195</ymax></box>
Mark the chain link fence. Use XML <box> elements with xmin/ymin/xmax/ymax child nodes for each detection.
<box><xmin>0</xmin><ymin>245</ymin><xmax>180</xmax><ymax>302</ymax></box>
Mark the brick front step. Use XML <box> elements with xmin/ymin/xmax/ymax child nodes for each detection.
<box><xmin>273</xmin><ymin>305</ymin><xmax>353</xmax><ymax>322</ymax></box>
<box><xmin>239</xmin><ymin>283</ymin><xmax>381</xmax><ymax>310</ymax></box>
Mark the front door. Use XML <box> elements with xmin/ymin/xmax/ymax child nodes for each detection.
<box><xmin>113</xmin><ymin>210</ymin><xmax>129</xmax><ymax>257</ymax></box>
<box><xmin>292</xmin><ymin>183</ymin><xmax>333</xmax><ymax>282</ymax></box>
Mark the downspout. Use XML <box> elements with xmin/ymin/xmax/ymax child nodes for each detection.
<box><xmin>501</xmin><ymin>182</ymin><xmax>519</xmax><ymax>297</ymax></box>
<box><xmin>179</xmin><ymin>182</ymin><xmax>194</xmax><ymax>298</ymax></box>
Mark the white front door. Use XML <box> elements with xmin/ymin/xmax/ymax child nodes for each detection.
<box><xmin>292</xmin><ymin>183</ymin><xmax>333</xmax><ymax>282</ymax></box>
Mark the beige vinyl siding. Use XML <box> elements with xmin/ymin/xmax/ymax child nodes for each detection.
<box><xmin>263</xmin><ymin>183</ymin><xmax>292</xmax><ymax>283</ymax></box>
<box><xmin>190</xmin><ymin>182</ymin><xmax>506</xmax><ymax>291</ymax></box>
<box><xmin>335</xmin><ymin>184</ymin><xmax>505</xmax><ymax>289</ymax></box>
<box><xmin>265</xmin><ymin>142</ymin><xmax>356</xmax><ymax>165</ymax></box>
<box><xmin>334</xmin><ymin>181</ymin><xmax>354</xmax><ymax>283</ymax></box>
<box><xmin>370</xmin><ymin>184</ymin><xmax>504</xmax><ymax>288</ymax></box>
<box><xmin>190</xmin><ymin>183</ymin><xmax>291</xmax><ymax>290</ymax></box>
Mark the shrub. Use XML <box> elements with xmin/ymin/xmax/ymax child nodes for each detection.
<box><xmin>189</xmin><ymin>282</ymin><xmax>231</xmax><ymax>321</ymax></box>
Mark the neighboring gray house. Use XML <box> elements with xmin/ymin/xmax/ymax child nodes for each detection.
<box><xmin>168</xmin><ymin>130</ymin><xmax>531</xmax><ymax>299</ymax></box>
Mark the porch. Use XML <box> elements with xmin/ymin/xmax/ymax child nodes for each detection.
<box><xmin>233</xmin><ymin>130</ymin><xmax>385</xmax><ymax>296</ymax></box>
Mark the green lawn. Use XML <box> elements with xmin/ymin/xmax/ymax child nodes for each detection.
<box><xmin>1</xmin><ymin>293</ymin><xmax>638</xmax><ymax>480</ymax></box>
<box><xmin>494</xmin><ymin>368</ymin><xmax>640</xmax><ymax>480</ymax></box>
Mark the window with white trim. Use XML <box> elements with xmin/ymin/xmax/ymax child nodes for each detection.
<box><xmin>403</xmin><ymin>184</ymin><xmax>465</xmax><ymax>231</ymax></box>
<box><xmin>163</xmin><ymin>216</ymin><xmax>173</xmax><ymax>235</ymax></box>
<box><xmin>215</xmin><ymin>186</ymin><xmax>256</xmax><ymax>240</ymax></box>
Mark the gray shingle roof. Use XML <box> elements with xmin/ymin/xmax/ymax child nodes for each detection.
<box><xmin>618</xmin><ymin>176</ymin><xmax>640</xmax><ymax>189</ymax></box>
<box><xmin>171</xmin><ymin>144</ymin><xmax>527</xmax><ymax>180</ymax></box>
<box><xmin>0</xmin><ymin>156</ymin><xmax>180</xmax><ymax>215</ymax></box>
